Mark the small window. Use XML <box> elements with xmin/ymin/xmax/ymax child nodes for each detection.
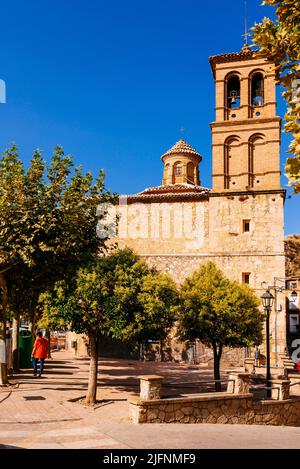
<box><xmin>174</xmin><ymin>166</ymin><xmax>182</xmax><ymax>175</ymax></box>
<box><xmin>242</xmin><ymin>273</ymin><xmax>250</xmax><ymax>284</ymax></box>
<box><xmin>243</xmin><ymin>220</ymin><xmax>250</xmax><ymax>232</ymax></box>
<box><xmin>287</xmin><ymin>280</ymin><xmax>298</xmax><ymax>290</ymax></box>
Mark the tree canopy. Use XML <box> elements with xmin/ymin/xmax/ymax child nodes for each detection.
<box><xmin>0</xmin><ymin>144</ymin><xmax>112</xmax><ymax>275</ymax></box>
<box><xmin>39</xmin><ymin>248</ymin><xmax>179</xmax><ymax>403</ymax></box>
<box><xmin>178</xmin><ymin>262</ymin><xmax>263</xmax><ymax>390</ymax></box>
<box><xmin>252</xmin><ymin>0</ymin><xmax>300</xmax><ymax>192</ymax></box>
<box><xmin>0</xmin><ymin>144</ymin><xmax>113</xmax><ymax>383</ymax></box>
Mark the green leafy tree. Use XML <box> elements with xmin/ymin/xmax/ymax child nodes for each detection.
<box><xmin>39</xmin><ymin>248</ymin><xmax>178</xmax><ymax>404</ymax></box>
<box><xmin>178</xmin><ymin>262</ymin><xmax>263</xmax><ymax>391</ymax></box>
<box><xmin>0</xmin><ymin>144</ymin><xmax>113</xmax><ymax>384</ymax></box>
<box><xmin>251</xmin><ymin>0</ymin><xmax>300</xmax><ymax>192</ymax></box>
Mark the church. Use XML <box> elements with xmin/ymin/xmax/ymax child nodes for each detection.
<box><xmin>114</xmin><ymin>44</ymin><xmax>287</xmax><ymax>364</ymax></box>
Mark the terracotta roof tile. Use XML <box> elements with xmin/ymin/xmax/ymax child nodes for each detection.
<box><xmin>161</xmin><ymin>140</ymin><xmax>201</xmax><ymax>160</ymax></box>
<box><xmin>123</xmin><ymin>183</ymin><xmax>211</xmax><ymax>203</ymax></box>
<box><xmin>139</xmin><ymin>183</ymin><xmax>210</xmax><ymax>195</ymax></box>
<box><xmin>209</xmin><ymin>45</ymin><xmax>255</xmax><ymax>77</ymax></box>
<box><xmin>126</xmin><ymin>191</ymin><xmax>210</xmax><ymax>203</ymax></box>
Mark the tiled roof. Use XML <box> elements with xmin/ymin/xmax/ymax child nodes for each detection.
<box><xmin>139</xmin><ymin>183</ymin><xmax>210</xmax><ymax>195</ymax></box>
<box><xmin>124</xmin><ymin>183</ymin><xmax>211</xmax><ymax>203</ymax></box>
<box><xmin>161</xmin><ymin>140</ymin><xmax>202</xmax><ymax>160</ymax></box>
<box><xmin>209</xmin><ymin>45</ymin><xmax>254</xmax><ymax>76</ymax></box>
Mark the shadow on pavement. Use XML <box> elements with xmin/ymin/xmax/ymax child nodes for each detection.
<box><xmin>0</xmin><ymin>444</ymin><xmax>23</xmax><ymax>449</ymax></box>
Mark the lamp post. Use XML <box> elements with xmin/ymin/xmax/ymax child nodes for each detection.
<box><xmin>261</xmin><ymin>290</ymin><xmax>274</xmax><ymax>398</ymax></box>
<box><xmin>290</xmin><ymin>290</ymin><xmax>298</xmax><ymax>303</ymax></box>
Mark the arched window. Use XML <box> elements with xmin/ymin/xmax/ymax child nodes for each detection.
<box><xmin>248</xmin><ymin>134</ymin><xmax>265</xmax><ymax>187</ymax></box>
<box><xmin>174</xmin><ymin>163</ymin><xmax>182</xmax><ymax>175</ymax></box>
<box><xmin>186</xmin><ymin>162</ymin><xmax>194</xmax><ymax>183</ymax></box>
<box><xmin>226</xmin><ymin>75</ymin><xmax>240</xmax><ymax>109</ymax></box>
<box><xmin>173</xmin><ymin>161</ymin><xmax>182</xmax><ymax>183</ymax></box>
<box><xmin>251</xmin><ymin>72</ymin><xmax>264</xmax><ymax>107</ymax></box>
<box><xmin>224</xmin><ymin>136</ymin><xmax>240</xmax><ymax>189</ymax></box>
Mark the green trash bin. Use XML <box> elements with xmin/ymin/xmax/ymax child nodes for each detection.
<box><xmin>19</xmin><ymin>329</ymin><xmax>33</xmax><ymax>368</ymax></box>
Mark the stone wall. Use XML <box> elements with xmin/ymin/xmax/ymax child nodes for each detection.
<box><xmin>129</xmin><ymin>394</ymin><xmax>300</xmax><ymax>427</ymax></box>
<box><xmin>129</xmin><ymin>373</ymin><xmax>300</xmax><ymax>426</ymax></box>
<box><xmin>253</xmin><ymin>399</ymin><xmax>300</xmax><ymax>426</ymax></box>
<box><xmin>130</xmin><ymin>394</ymin><xmax>254</xmax><ymax>424</ymax></box>
<box><xmin>288</xmin><ymin>374</ymin><xmax>300</xmax><ymax>396</ymax></box>
<box><xmin>117</xmin><ymin>193</ymin><xmax>285</xmax><ymax>285</ymax></box>
<box><xmin>115</xmin><ymin>191</ymin><xmax>286</xmax><ymax>360</ymax></box>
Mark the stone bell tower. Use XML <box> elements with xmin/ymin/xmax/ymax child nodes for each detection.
<box><xmin>209</xmin><ymin>45</ymin><xmax>281</xmax><ymax>192</ymax></box>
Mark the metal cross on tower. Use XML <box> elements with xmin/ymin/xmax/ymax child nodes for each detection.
<box><xmin>242</xmin><ymin>0</ymin><xmax>251</xmax><ymax>45</ymax></box>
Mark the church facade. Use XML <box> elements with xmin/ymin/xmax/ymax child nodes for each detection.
<box><xmin>114</xmin><ymin>45</ymin><xmax>287</xmax><ymax>362</ymax></box>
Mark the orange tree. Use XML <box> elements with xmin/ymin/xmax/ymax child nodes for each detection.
<box><xmin>178</xmin><ymin>262</ymin><xmax>263</xmax><ymax>391</ymax></box>
<box><xmin>39</xmin><ymin>248</ymin><xmax>179</xmax><ymax>404</ymax></box>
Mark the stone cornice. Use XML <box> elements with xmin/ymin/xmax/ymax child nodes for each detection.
<box><xmin>209</xmin><ymin>188</ymin><xmax>286</xmax><ymax>198</ymax></box>
<box><xmin>209</xmin><ymin>48</ymin><xmax>269</xmax><ymax>78</ymax></box>
<box><xmin>210</xmin><ymin>116</ymin><xmax>281</xmax><ymax>129</ymax></box>
<box><xmin>120</xmin><ymin>188</ymin><xmax>286</xmax><ymax>204</ymax></box>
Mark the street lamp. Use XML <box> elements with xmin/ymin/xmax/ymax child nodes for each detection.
<box><xmin>261</xmin><ymin>290</ymin><xmax>274</xmax><ymax>398</ymax></box>
<box><xmin>290</xmin><ymin>290</ymin><xmax>298</xmax><ymax>303</ymax></box>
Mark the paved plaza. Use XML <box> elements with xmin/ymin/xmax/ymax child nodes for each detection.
<box><xmin>1</xmin><ymin>351</ymin><xmax>300</xmax><ymax>449</ymax></box>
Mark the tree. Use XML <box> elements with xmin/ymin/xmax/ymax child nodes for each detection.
<box><xmin>0</xmin><ymin>144</ymin><xmax>113</xmax><ymax>383</ymax></box>
<box><xmin>39</xmin><ymin>248</ymin><xmax>178</xmax><ymax>404</ymax></box>
<box><xmin>285</xmin><ymin>234</ymin><xmax>300</xmax><ymax>277</ymax></box>
<box><xmin>251</xmin><ymin>0</ymin><xmax>300</xmax><ymax>192</ymax></box>
<box><xmin>178</xmin><ymin>262</ymin><xmax>263</xmax><ymax>391</ymax></box>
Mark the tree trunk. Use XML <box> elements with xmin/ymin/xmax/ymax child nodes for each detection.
<box><xmin>46</xmin><ymin>330</ymin><xmax>52</xmax><ymax>359</ymax></box>
<box><xmin>12</xmin><ymin>314</ymin><xmax>20</xmax><ymax>371</ymax></box>
<box><xmin>28</xmin><ymin>307</ymin><xmax>38</xmax><ymax>338</ymax></box>
<box><xmin>213</xmin><ymin>343</ymin><xmax>223</xmax><ymax>392</ymax></box>
<box><xmin>0</xmin><ymin>273</ymin><xmax>8</xmax><ymax>385</ymax></box>
<box><xmin>159</xmin><ymin>340</ymin><xmax>163</xmax><ymax>362</ymax></box>
<box><xmin>85</xmin><ymin>334</ymin><xmax>99</xmax><ymax>404</ymax></box>
<box><xmin>139</xmin><ymin>341</ymin><xmax>145</xmax><ymax>361</ymax></box>
<box><xmin>28</xmin><ymin>306</ymin><xmax>36</xmax><ymax>334</ymax></box>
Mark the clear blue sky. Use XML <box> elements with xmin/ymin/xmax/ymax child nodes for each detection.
<box><xmin>0</xmin><ymin>0</ymin><xmax>298</xmax><ymax>235</ymax></box>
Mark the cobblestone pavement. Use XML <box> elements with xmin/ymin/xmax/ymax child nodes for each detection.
<box><xmin>1</xmin><ymin>350</ymin><xmax>300</xmax><ymax>449</ymax></box>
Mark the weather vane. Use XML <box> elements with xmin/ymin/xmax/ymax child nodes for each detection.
<box><xmin>242</xmin><ymin>0</ymin><xmax>251</xmax><ymax>46</ymax></box>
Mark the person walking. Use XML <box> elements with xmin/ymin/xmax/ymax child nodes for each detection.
<box><xmin>31</xmin><ymin>331</ymin><xmax>48</xmax><ymax>377</ymax></box>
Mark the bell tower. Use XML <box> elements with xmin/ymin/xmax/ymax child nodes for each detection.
<box><xmin>209</xmin><ymin>45</ymin><xmax>281</xmax><ymax>192</ymax></box>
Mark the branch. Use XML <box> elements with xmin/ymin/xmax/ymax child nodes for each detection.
<box><xmin>0</xmin><ymin>264</ymin><xmax>19</xmax><ymax>275</ymax></box>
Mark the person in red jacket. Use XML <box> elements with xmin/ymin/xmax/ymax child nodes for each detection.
<box><xmin>31</xmin><ymin>331</ymin><xmax>48</xmax><ymax>377</ymax></box>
